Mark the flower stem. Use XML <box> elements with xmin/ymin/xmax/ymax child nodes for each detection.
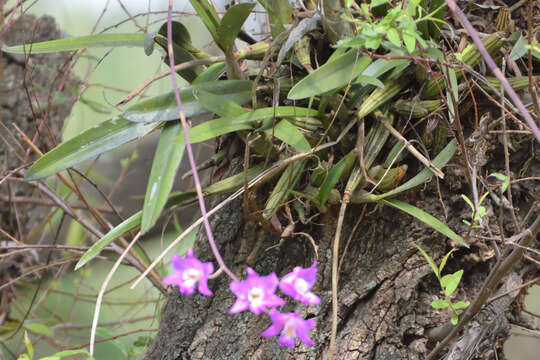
<box><xmin>166</xmin><ymin>0</ymin><xmax>238</xmax><ymax>281</ymax></box>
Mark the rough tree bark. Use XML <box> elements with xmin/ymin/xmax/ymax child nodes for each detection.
<box><xmin>145</xmin><ymin>142</ymin><xmax>539</xmax><ymax>359</ymax></box>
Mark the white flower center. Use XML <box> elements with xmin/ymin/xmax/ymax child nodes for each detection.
<box><xmin>248</xmin><ymin>287</ymin><xmax>264</xmax><ymax>305</ymax></box>
<box><xmin>284</xmin><ymin>318</ymin><xmax>297</xmax><ymax>339</ymax></box>
<box><xmin>182</xmin><ymin>268</ymin><xmax>201</xmax><ymax>286</ymax></box>
<box><xmin>294</xmin><ymin>278</ymin><xmax>309</xmax><ymax>294</ymax></box>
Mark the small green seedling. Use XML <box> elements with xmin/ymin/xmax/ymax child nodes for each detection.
<box><xmin>461</xmin><ymin>172</ymin><xmax>509</xmax><ymax>228</ymax></box>
<box><xmin>461</xmin><ymin>192</ymin><xmax>489</xmax><ymax>228</ymax></box>
<box><xmin>414</xmin><ymin>244</ymin><xmax>470</xmax><ymax>325</ymax></box>
<box><xmin>488</xmin><ymin>172</ymin><xmax>510</xmax><ymax>194</ymax></box>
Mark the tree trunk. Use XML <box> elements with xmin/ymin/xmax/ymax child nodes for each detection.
<box><xmin>145</xmin><ymin>151</ymin><xmax>539</xmax><ymax>359</ymax></box>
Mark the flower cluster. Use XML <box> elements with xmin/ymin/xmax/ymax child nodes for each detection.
<box><xmin>163</xmin><ymin>249</ymin><xmax>320</xmax><ymax>348</ymax></box>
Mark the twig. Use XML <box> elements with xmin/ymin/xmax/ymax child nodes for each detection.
<box><xmin>499</xmin><ymin>59</ymin><xmax>521</xmax><ymax>233</ymax></box>
<box><xmin>487</xmin><ymin>276</ymin><xmax>540</xmax><ymax>304</ymax></box>
<box><xmin>116</xmin><ymin>0</ymin><xmax>145</xmax><ymax>32</ymax></box>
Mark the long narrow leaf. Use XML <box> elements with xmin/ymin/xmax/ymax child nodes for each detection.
<box><xmin>141</xmin><ymin>122</ymin><xmax>186</xmax><ymax>233</ymax></box>
<box><xmin>2</xmin><ymin>33</ymin><xmax>145</xmax><ymax>54</ymax></box>
<box><xmin>264</xmin><ymin>160</ymin><xmax>306</xmax><ymax>219</ymax></box>
<box><xmin>189</xmin><ymin>0</ymin><xmax>220</xmax><ymax>41</ymax></box>
<box><xmin>264</xmin><ymin>119</ymin><xmax>311</xmax><ymax>152</ymax></box>
<box><xmin>175</xmin><ymin>106</ymin><xmax>319</xmax><ymax>145</ymax></box>
<box><xmin>217</xmin><ymin>3</ymin><xmax>256</xmax><ymax>49</ymax></box>
<box><xmin>25</xmin><ymin>117</ymin><xmax>156</xmax><ymax>180</ymax></box>
<box><xmin>383</xmin><ymin>199</ymin><xmax>467</xmax><ymax>247</ymax></box>
<box><xmin>75</xmin><ymin>192</ymin><xmax>196</xmax><ymax>270</ymax></box>
<box><xmin>196</xmin><ymin>89</ymin><xmax>247</xmax><ymax>117</ymax></box>
<box><xmin>123</xmin><ymin>80</ymin><xmax>251</xmax><ymax>123</ymax></box>
<box><xmin>318</xmin><ymin>151</ymin><xmax>356</xmax><ymax>205</ymax></box>
<box><xmin>288</xmin><ymin>51</ymin><xmax>372</xmax><ymax>100</ymax></box>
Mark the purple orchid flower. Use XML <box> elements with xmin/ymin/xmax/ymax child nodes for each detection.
<box><xmin>162</xmin><ymin>249</ymin><xmax>214</xmax><ymax>296</ymax></box>
<box><xmin>229</xmin><ymin>268</ymin><xmax>286</xmax><ymax>314</ymax></box>
<box><xmin>279</xmin><ymin>261</ymin><xmax>320</xmax><ymax>305</ymax></box>
<box><xmin>261</xmin><ymin>309</ymin><xmax>316</xmax><ymax>348</ymax></box>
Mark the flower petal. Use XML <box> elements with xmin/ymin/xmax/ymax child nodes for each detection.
<box><xmin>229</xmin><ymin>298</ymin><xmax>249</xmax><ymax>314</ymax></box>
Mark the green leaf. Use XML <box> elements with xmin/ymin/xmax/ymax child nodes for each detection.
<box><xmin>288</xmin><ymin>51</ymin><xmax>372</xmax><ymax>99</ymax></box>
<box><xmin>217</xmin><ymin>3</ymin><xmax>256</xmax><ymax>49</ymax></box>
<box><xmin>153</xmin><ymin>34</ymin><xmax>201</xmax><ymax>83</ymax></box>
<box><xmin>1</xmin><ymin>33</ymin><xmax>145</xmax><ymax>54</ymax></box>
<box><xmin>453</xmin><ymin>300</ymin><xmax>470</xmax><ymax>310</ymax></box>
<box><xmin>460</xmin><ymin>194</ymin><xmax>474</xmax><ymax>211</ymax></box>
<box><xmin>75</xmin><ymin>192</ymin><xmax>196</xmax><ymax>270</ymax></box>
<box><xmin>318</xmin><ymin>151</ymin><xmax>356</xmax><ymax>206</ymax></box>
<box><xmin>370</xmin><ymin>0</ymin><xmax>388</xmax><ymax>7</ymax></box>
<box><xmin>489</xmin><ymin>172</ymin><xmax>510</xmax><ymax>193</ymax></box>
<box><xmin>441</xmin><ymin>269</ymin><xmax>463</xmax><ymax>297</ymax></box>
<box><xmin>203</xmin><ymin>163</ymin><xmax>265</xmax><ymax>195</ymax></box>
<box><xmin>175</xmin><ymin>106</ymin><xmax>318</xmax><ymax>145</ymax></box>
<box><xmin>353</xmin><ymin>75</ymin><xmax>385</xmax><ymax>88</ymax></box>
<box><xmin>451</xmin><ymin>314</ymin><xmax>458</xmax><ymax>325</ymax></box>
<box><xmin>446</xmin><ymin>68</ymin><xmax>458</xmax><ymax>123</ymax></box>
<box><xmin>192</xmin><ymin>62</ymin><xmax>226</xmax><ymax>84</ymax></box>
<box><xmin>196</xmin><ymin>89</ymin><xmax>247</xmax><ymax>117</ymax></box>
<box><xmin>141</xmin><ymin>122</ymin><xmax>186</xmax><ymax>233</ymax></box>
<box><xmin>414</xmin><ymin>243</ymin><xmax>440</xmax><ymax>278</ymax></box>
<box><xmin>439</xmin><ymin>248</ymin><xmax>456</xmax><ymax>275</ymax></box>
<box><xmin>509</xmin><ymin>33</ymin><xmax>528</xmax><ymax>61</ymax></box>
<box><xmin>189</xmin><ymin>0</ymin><xmax>220</xmax><ymax>41</ymax></box>
<box><xmin>256</xmin><ymin>0</ymin><xmax>285</xmax><ymax>36</ymax></box>
<box><xmin>386</xmin><ymin>27</ymin><xmax>401</xmax><ymax>47</ymax></box>
<box><xmin>75</xmin><ymin>212</ymin><xmax>142</xmax><ymax>270</ymax></box>
<box><xmin>427</xmin><ymin>0</ymin><xmax>446</xmax><ymax>39</ymax></box>
<box><xmin>157</xmin><ymin>21</ymin><xmax>207</xmax><ymax>59</ymax></box>
<box><xmin>264</xmin><ymin>119</ymin><xmax>311</xmax><ymax>152</ymax></box>
<box><xmin>96</xmin><ymin>328</ymin><xmax>128</xmax><ymax>356</ymax></box>
<box><xmin>402</xmin><ymin>30</ymin><xmax>416</xmax><ymax>53</ymax></box>
<box><xmin>525</xmin><ymin>43</ymin><xmax>540</xmax><ymax>59</ymax></box>
<box><xmin>25</xmin><ymin>322</ymin><xmax>53</xmax><ymax>337</ymax></box>
<box><xmin>405</xmin><ymin>0</ymin><xmax>419</xmax><ymax>16</ymax></box>
<box><xmin>177</xmin><ymin>115</ymin><xmax>254</xmax><ymax>144</ymax></box>
<box><xmin>25</xmin><ymin>117</ymin><xmax>156</xmax><ymax>180</ymax></box>
<box><xmin>264</xmin><ymin>160</ymin><xmax>306</xmax><ymax>219</ymax></box>
<box><xmin>24</xmin><ymin>331</ymin><xmax>34</xmax><ymax>359</ymax></box>
<box><xmin>361</xmin><ymin>58</ymin><xmax>411</xmax><ymax>78</ymax></box>
<box><xmin>123</xmin><ymin>80</ymin><xmax>252</xmax><ymax>123</ymax></box>
<box><xmin>431</xmin><ymin>299</ymin><xmax>450</xmax><ymax>309</ymax></box>
<box><xmin>385</xmin><ymin>199</ymin><xmax>466</xmax><ymax>247</ymax></box>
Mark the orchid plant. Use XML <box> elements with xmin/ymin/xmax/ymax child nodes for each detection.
<box><xmin>164</xmin><ymin>249</ymin><xmax>319</xmax><ymax>348</ymax></box>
